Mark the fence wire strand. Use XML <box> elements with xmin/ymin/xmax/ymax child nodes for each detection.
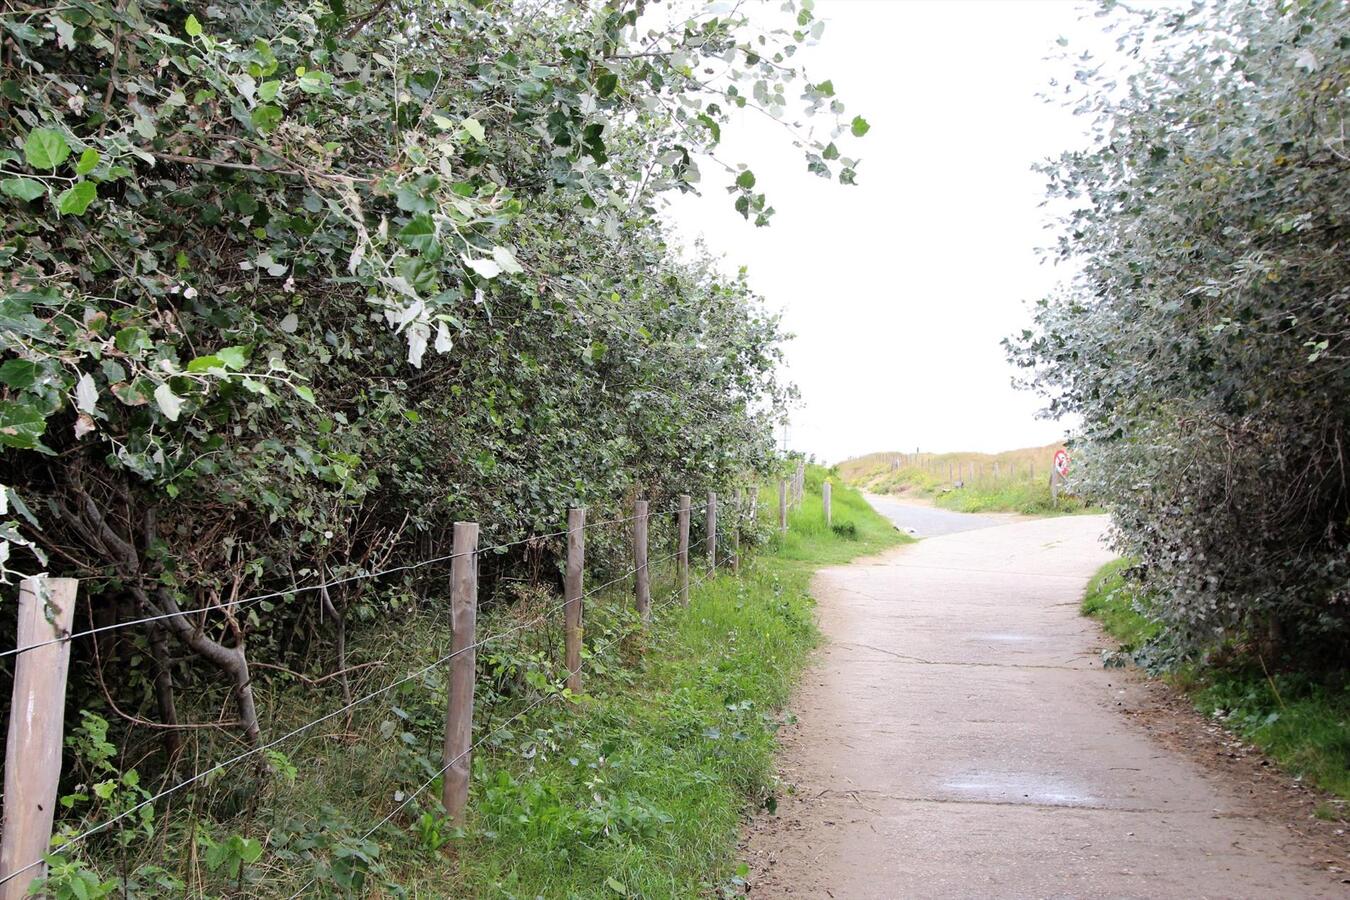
<box><xmin>284</xmin><ymin>560</ymin><xmax>721</xmax><ymax>899</ymax></box>
<box><xmin>0</xmin><ymin>522</ymin><xmax>717</xmax><ymax>887</ymax></box>
<box><xmin>1</xmin><ymin>499</ymin><xmax>708</xmax><ymax>661</ymax></box>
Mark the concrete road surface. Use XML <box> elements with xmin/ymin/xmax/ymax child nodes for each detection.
<box><xmin>864</xmin><ymin>492</ymin><xmax>1014</xmax><ymax>537</ymax></box>
<box><xmin>744</xmin><ymin>512</ymin><xmax>1343</xmax><ymax>898</ymax></box>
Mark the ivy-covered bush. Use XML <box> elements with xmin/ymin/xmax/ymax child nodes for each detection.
<box><xmin>1010</xmin><ymin>0</ymin><xmax>1348</xmax><ymax>664</ymax></box>
<box><xmin>1</xmin><ymin>0</ymin><xmax>862</xmax><ymax>782</ymax></box>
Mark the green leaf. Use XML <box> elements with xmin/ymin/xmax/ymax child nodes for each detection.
<box><xmin>735</xmin><ymin>170</ymin><xmax>756</xmax><ymax>190</ymax></box>
<box><xmin>75</xmin><ymin>148</ymin><xmax>100</xmax><ymax>175</ymax></box>
<box><xmin>397</xmin><ymin>214</ymin><xmax>438</xmax><ymax>253</ymax></box>
<box><xmin>56</xmin><ymin>180</ymin><xmax>97</xmax><ymax>216</ymax></box>
<box><xmin>460</xmin><ymin>117</ymin><xmax>486</xmax><ymax>143</ymax></box>
<box><xmin>184</xmin><ymin>14</ymin><xmax>202</xmax><ymax>37</ymax></box>
<box><xmin>606</xmin><ymin>878</ymin><xmax>627</xmax><ymax>895</ymax></box>
<box><xmin>114</xmin><ymin>327</ymin><xmax>153</xmax><ymax>354</ymax></box>
<box><xmin>251</xmin><ymin>105</ymin><xmax>283</xmax><ymax>133</ymax></box>
<box><xmin>0</xmin><ymin>359</ymin><xmax>41</xmax><ymax>389</ymax></box>
<box><xmin>204</xmin><ymin>843</ymin><xmax>229</xmax><ymax>872</ymax></box>
<box><xmin>24</xmin><ymin>128</ymin><xmax>70</xmax><ymax>170</ymax></box>
<box><xmin>850</xmin><ymin>115</ymin><xmax>870</xmax><ymax>137</ymax></box>
<box><xmin>822</xmin><ymin>142</ymin><xmax>839</xmax><ymax>161</ymax></box>
<box><xmin>697</xmin><ymin>114</ymin><xmax>721</xmax><ymax>144</ymax></box>
<box><xmin>0</xmin><ymin>399</ymin><xmax>47</xmax><ymax>451</ymax></box>
<box><xmin>398</xmin><ymin>256</ymin><xmax>439</xmax><ymax>293</ymax></box>
<box><xmin>217</xmin><ymin>346</ymin><xmax>249</xmax><ymax>370</ymax></box>
<box><xmin>293</xmin><ymin>384</ymin><xmax>316</xmax><ymax>405</ymax></box>
<box><xmin>1</xmin><ymin>178</ymin><xmax>46</xmax><ymax>201</ymax></box>
<box><xmin>238</xmin><ymin>838</ymin><xmax>263</xmax><ymax>864</ymax></box>
<box><xmin>595</xmin><ymin>68</ymin><xmax>619</xmax><ymax>99</ymax></box>
<box><xmin>186</xmin><ymin>355</ymin><xmax>225</xmax><ymax>373</ymax></box>
<box><xmin>259</xmin><ymin>80</ymin><xmax>281</xmax><ymax>102</ymax></box>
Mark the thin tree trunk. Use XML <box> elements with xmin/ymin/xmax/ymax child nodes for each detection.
<box><xmin>53</xmin><ymin>484</ymin><xmax>263</xmax><ymax>747</ymax></box>
<box><xmin>149</xmin><ymin>623</ymin><xmax>183</xmax><ymax>761</ymax></box>
<box><xmin>319</xmin><ymin>579</ymin><xmax>353</xmax><ymax>714</ymax></box>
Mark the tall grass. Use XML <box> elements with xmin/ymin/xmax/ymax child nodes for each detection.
<box><xmin>130</xmin><ymin>470</ymin><xmax>909</xmax><ymax>897</ymax></box>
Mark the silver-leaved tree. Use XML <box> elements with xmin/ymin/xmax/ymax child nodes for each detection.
<box><xmin>1010</xmin><ymin>0</ymin><xmax>1348</xmax><ymax>664</ymax></box>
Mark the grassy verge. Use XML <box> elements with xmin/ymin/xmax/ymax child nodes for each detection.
<box><xmin>87</xmin><ymin>472</ymin><xmax>910</xmax><ymax>898</ymax></box>
<box><xmin>430</xmin><ymin>474</ymin><xmax>906</xmax><ymax>896</ymax></box>
<box><xmin>933</xmin><ymin>480</ymin><xmax>1095</xmax><ymax>516</ymax></box>
<box><xmin>1082</xmin><ymin>560</ymin><xmax>1350</xmax><ymax>806</ymax></box>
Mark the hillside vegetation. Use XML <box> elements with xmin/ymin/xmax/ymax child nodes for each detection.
<box><xmin>838</xmin><ymin>444</ymin><xmax>1093</xmax><ymax>515</ymax></box>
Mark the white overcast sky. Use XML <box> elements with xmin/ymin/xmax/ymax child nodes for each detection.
<box><xmin>668</xmin><ymin>0</ymin><xmax>1111</xmax><ymax>464</ymax></box>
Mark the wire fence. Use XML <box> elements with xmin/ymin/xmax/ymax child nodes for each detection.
<box><xmin>0</xmin><ymin>489</ymin><xmax>765</xmax><ymax>893</ymax></box>
<box><xmin>0</xmin><ymin>500</ymin><xmax>704</xmax><ymax>662</ymax></box>
<box><xmin>280</xmin><ymin>561</ymin><xmax>722</xmax><ymax>900</ymax></box>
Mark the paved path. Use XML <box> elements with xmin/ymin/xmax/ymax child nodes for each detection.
<box><xmin>745</xmin><ymin>512</ymin><xmax>1341</xmax><ymax>898</ymax></box>
<box><xmin>864</xmin><ymin>492</ymin><xmax>1014</xmax><ymax>537</ymax></box>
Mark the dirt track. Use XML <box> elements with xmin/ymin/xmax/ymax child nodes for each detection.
<box><xmin>744</xmin><ymin>509</ymin><xmax>1348</xmax><ymax>899</ymax></box>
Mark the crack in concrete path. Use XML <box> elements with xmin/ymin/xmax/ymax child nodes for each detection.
<box><xmin>833</xmin><ymin>640</ymin><xmax>1089</xmax><ymax>671</ymax></box>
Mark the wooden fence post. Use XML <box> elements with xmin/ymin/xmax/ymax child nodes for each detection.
<box><xmin>706</xmin><ymin>490</ymin><xmax>717</xmax><ymax>575</ymax></box>
<box><xmin>822</xmin><ymin>480</ymin><xmax>832</xmax><ymax>528</ymax></box>
<box><xmin>730</xmin><ymin>492</ymin><xmax>741</xmax><ymax>573</ymax></box>
<box><xmin>778</xmin><ymin>479</ymin><xmax>788</xmax><ymax>533</ymax></box>
<box><xmin>442</xmin><ymin>522</ymin><xmax>479</xmax><ymax>824</ymax></box>
<box><xmin>1</xmin><ymin>577</ymin><xmax>78</xmax><ymax>899</ymax></box>
<box><xmin>677</xmin><ymin>494</ymin><xmax>691</xmax><ymax>606</ymax></box>
<box><xmin>633</xmin><ymin>499</ymin><xmax>650</xmax><ymax>624</ymax></box>
<box><xmin>564</xmin><ymin>508</ymin><xmax>585</xmax><ymax>691</ymax></box>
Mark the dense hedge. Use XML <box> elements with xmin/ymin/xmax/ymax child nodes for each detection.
<box><xmin>1010</xmin><ymin>0</ymin><xmax>1348</xmax><ymax>666</ymax></box>
<box><xmin>0</xmin><ymin>0</ymin><xmax>864</xmax><ymax>767</ymax></box>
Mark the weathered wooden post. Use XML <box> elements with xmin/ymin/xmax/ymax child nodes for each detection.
<box><xmin>442</xmin><ymin>522</ymin><xmax>479</xmax><ymax>824</ymax></box>
<box><xmin>677</xmin><ymin>494</ymin><xmax>691</xmax><ymax>606</ymax></box>
<box><xmin>633</xmin><ymin>499</ymin><xmax>650</xmax><ymax>624</ymax></box>
<box><xmin>730</xmin><ymin>492</ymin><xmax>741</xmax><ymax>573</ymax></box>
<box><xmin>778</xmin><ymin>479</ymin><xmax>788</xmax><ymax>533</ymax></box>
<box><xmin>706</xmin><ymin>490</ymin><xmax>717</xmax><ymax>575</ymax></box>
<box><xmin>564</xmin><ymin>508</ymin><xmax>585</xmax><ymax>691</ymax></box>
<box><xmin>822</xmin><ymin>480</ymin><xmax>832</xmax><ymax>528</ymax></box>
<box><xmin>1</xmin><ymin>577</ymin><xmax>78</xmax><ymax>899</ymax></box>
<box><xmin>994</xmin><ymin>461</ymin><xmax>1000</xmax><ymax>480</ymax></box>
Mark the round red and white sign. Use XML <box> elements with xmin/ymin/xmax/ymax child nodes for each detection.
<box><xmin>1053</xmin><ymin>449</ymin><xmax>1070</xmax><ymax>478</ymax></box>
